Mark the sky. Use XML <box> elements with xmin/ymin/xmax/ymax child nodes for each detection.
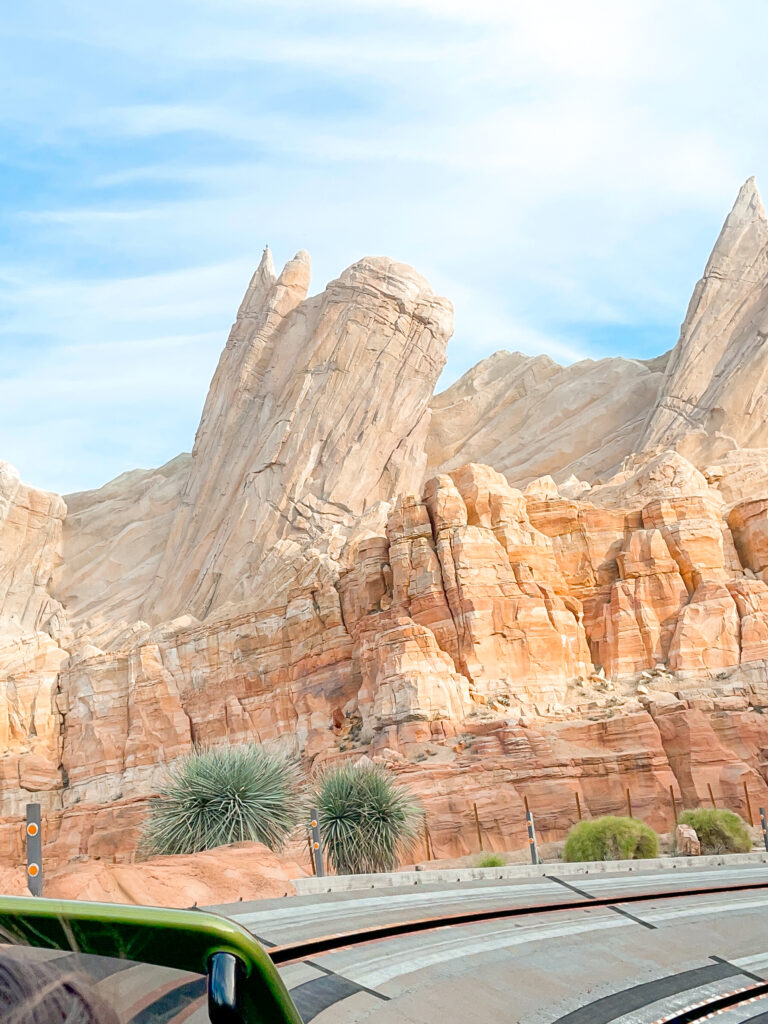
<box><xmin>1</xmin><ymin>0</ymin><xmax>766</xmax><ymax>494</ymax></box>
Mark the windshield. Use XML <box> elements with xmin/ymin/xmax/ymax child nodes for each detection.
<box><xmin>0</xmin><ymin>944</ymin><xmax>208</xmax><ymax>1023</ymax></box>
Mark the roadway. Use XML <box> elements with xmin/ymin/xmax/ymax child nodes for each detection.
<box><xmin>209</xmin><ymin>862</ymin><xmax>768</xmax><ymax>1023</ymax></box>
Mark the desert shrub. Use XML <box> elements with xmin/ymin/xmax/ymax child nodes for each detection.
<box><xmin>140</xmin><ymin>744</ymin><xmax>306</xmax><ymax>856</ymax></box>
<box><xmin>678</xmin><ymin>808</ymin><xmax>752</xmax><ymax>854</ymax></box>
<box><xmin>563</xmin><ymin>816</ymin><xmax>659</xmax><ymax>862</ymax></box>
<box><xmin>316</xmin><ymin>761</ymin><xmax>421</xmax><ymax>874</ymax></box>
<box><xmin>476</xmin><ymin>853</ymin><xmax>505</xmax><ymax>868</ymax></box>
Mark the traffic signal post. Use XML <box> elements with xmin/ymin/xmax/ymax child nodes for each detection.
<box><xmin>25</xmin><ymin>803</ymin><xmax>43</xmax><ymax>897</ymax></box>
<box><xmin>310</xmin><ymin>809</ymin><xmax>325</xmax><ymax>877</ymax></box>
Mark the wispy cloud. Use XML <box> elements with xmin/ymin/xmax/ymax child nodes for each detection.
<box><xmin>0</xmin><ymin>0</ymin><xmax>766</xmax><ymax>491</ymax></box>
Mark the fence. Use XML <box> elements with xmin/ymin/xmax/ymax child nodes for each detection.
<box><xmin>303</xmin><ymin>775</ymin><xmax>768</xmax><ymax>875</ymax></box>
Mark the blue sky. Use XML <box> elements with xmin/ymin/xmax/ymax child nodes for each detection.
<box><xmin>1</xmin><ymin>0</ymin><xmax>766</xmax><ymax>494</ymax></box>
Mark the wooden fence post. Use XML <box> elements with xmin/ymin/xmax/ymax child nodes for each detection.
<box><xmin>473</xmin><ymin>802</ymin><xmax>484</xmax><ymax>852</ymax></box>
<box><xmin>575</xmin><ymin>792</ymin><xmax>582</xmax><ymax>821</ymax></box>
<box><xmin>669</xmin><ymin>785</ymin><xmax>677</xmax><ymax>824</ymax></box>
<box><xmin>626</xmin><ymin>787</ymin><xmax>632</xmax><ymax>818</ymax></box>
<box><xmin>743</xmin><ymin>779</ymin><xmax>755</xmax><ymax>826</ymax></box>
<box><xmin>707</xmin><ymin>783</ymin><xmax>716</xmax><ymax>808</ymax></box>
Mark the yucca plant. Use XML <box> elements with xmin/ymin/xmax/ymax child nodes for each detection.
<box><xmin>140</xmin><ymin>744</ymin><xmax>306</xmax><ymax>857</ymax></box>
<box><xmin>316</xmin><ymin>760</ymin><xmax>421</xmax><ymax>874</ymax></box>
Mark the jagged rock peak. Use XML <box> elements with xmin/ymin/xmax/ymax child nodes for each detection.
<box><xmin>704</xmin><ymin>175</ymin><xmax>768</xmax><ymax>283</ymax></box>
<box><xmin>236</xmin><ymin>248</ymin><xmax>311</xmax><ymax>321</ymax></box>
<box><xmin>641</xmin><ymin>176</ymin><xmax>768</xmax><ymax>455</ymax></box>
<box><xmin>237</xmin><ymin>246</ymin><xmax>276</xmax><ymax>318</ymax></box>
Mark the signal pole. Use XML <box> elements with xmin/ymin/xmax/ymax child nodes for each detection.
<box><xmin>25</xmin><ymin>803</ymin><xmax>43</xmax><ymax>897</ymax></box>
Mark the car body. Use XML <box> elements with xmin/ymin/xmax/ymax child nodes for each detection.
<box><xmin>0</xmin><ymin>895</ymin><xmax>303</xmax><ymax>1024</ymax></box>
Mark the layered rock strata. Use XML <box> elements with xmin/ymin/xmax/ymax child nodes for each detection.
<box><xmin>3</xmin><ymin>462</ymin><xmax>768</xmax><ymax>867</ymax></box>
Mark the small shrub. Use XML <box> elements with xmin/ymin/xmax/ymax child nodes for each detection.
<box><xmin>140</xmin><ymin>744</ymin><xmax>306</xmax><ymax>856</ymax></box>
<box><xmin>563</xmin><ymin>816</ymin><xmax>659</xmax><ymax>862</ymax></box>
<box><xmin>477</xmin><ymin>853</ymin><xmax>505</xmax><ymax>868</ymax></box>
<box><xmin>678</xmin><ymin>808</ymin><xmax>752</xmax><ymax>854</ymax></box>
<box><xmin>316</xmin><ymin>761</ymin><xmax>421</xmax><ymax>874</ymax></box>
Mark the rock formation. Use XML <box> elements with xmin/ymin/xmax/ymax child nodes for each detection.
<box><xmin>642</xmin><ymin>177</ymin><xmax>768</xmax><ymax>460</ymax></box>
<box><xmin>427</xmin><ymin>177</ymin><xmax>768</xmax><ymax>506</ymax></box>
<box><xmin>3</xmin><ymin>180</ymin><xmax>768</xmax><ymax>874</ymax></box>
<box><xmin>150</xmin><ymin>250</ymin><xmax>450</xmax><ymax>625</ymax></box>
<box><xmin>426</xmin><ymin>351</ymin><xmax>668</xmax><ymax>487</ymax></box>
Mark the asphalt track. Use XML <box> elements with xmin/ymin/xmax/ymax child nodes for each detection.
<box><xmin>7</xmin><ymin>863</ymin><xmax>768</xmax><ymax>1022</ymax></box>
<box><xmin>214</xmin><ymin>862</ymin><xmax>768</xmax><ymax>1024</ymax></box>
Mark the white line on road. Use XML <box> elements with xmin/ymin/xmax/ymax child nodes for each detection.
<box><xmin>327</xmin><ymin>912</ymin><xmax>629</xmax><ymax>989</ymax></box>
<box><xmin>232</xmin><ymin>882</ymin><xmax>558</xmax><ymax>929</ymax></box>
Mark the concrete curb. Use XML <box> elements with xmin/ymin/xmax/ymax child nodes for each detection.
<box><xmin>292</xmin><ymin>851</ymin><xmax>768</xmax><ymax>894</ymax></box>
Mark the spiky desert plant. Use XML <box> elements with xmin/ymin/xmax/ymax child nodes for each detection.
<box><xmin>140</xmin><ymin>744</ymin><xmax>306</xmax><ymax>857</ymax></box>
<box><xmin>316</xmin><ymin>761</ymin><xmax>421</xmax><ymax>875</ymax></box>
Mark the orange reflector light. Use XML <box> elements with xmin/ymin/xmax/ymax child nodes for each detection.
<box><xmin>313</xmin><ymin>842</ymin><xmax>320</xmax><ymax>850</ymax></box>
<box><xmin>28</xmin><ymin>863</ymin><xmax>40</xmax><ymax>877</ymax></box>
<box><xmin>26</xmin><ymin>823</ymin><xmax>38</xmax><ymax>837</ymax></box>
<box><xmin>311</xmin><ymin>820</ymin><xmax>318</xmax><ymax>828</ymax></box>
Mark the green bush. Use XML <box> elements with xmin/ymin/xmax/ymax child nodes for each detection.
<box><xmin>316</xmin><ymin>761</ymin><xmax>421</xmax><ymax>874</ymax></box>
<box><xmin>476</xmin><ymin>853</ymin><xmax>505</xmax><ymax>868</ymax></box>
<box><xmin>563</xmin><ymin>816</ymin><xmax>659</xmax><ymax>862</ymax></box>
<box><xmin>678</xmin><ymin>808</ymin><xmax>752</xmax><ymax>854</ymax></box>
<box><xmin>140</xmin><ymin>744</ymin><xmax>306</xmax><ymax>856</ymax></box>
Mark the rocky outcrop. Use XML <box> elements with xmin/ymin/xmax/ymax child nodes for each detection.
<box><xmin>0</xmin><ymin>465</ymin><xmax>68</xmax><ymax>818</ymax></box>
<box><xmin>2</xmin><ymin>460</ymin><xmax>764</xmax><ymax>869</ymax></box>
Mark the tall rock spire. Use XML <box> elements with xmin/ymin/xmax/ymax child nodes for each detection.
<box><xmin>705</xmin><ymin>176</ymin><xmax>767</xmax><ymax>277</ymax></box>
<box><xmin>237</xmin><ymin>245</ymin><xmax>277</xmax><ymax>319</ymax></box>
<box><xmin>147</xmin><ymin>254</ymin><xmax>452</xmax><ymax>623</ymax></box>
<box><xmin>642</xmin><ymin>177</ymin><xmax>768</xmax><ymax>454</ymax></box>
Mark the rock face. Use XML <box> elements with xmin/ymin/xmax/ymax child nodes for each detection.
<box><xmin>0</xmin><ymin>464</ymin><xmax>68</xmax><ymax>819</ymax></box>
<box><xmin>425</xmin><ymin>351</ymin><xmax>667</xmax><ymax>487</ymax></box>
<box><xmin>53</xmin><ymin>456</ymin><xmax>191</xmax><ymax>648</ymax></box>
<box><xmin>0</xmin><ymin>462</ymin><xmax>66</xmax><ymax>638</ymax></box>
<box><xmin>4</xmin><ymin>182</ymin><xmax>768</xmax><ymax>876</ymax></box>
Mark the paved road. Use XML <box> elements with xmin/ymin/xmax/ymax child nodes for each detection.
<box><xmin>7</xmin><ymin>864</ymin><xmax>767</xmax><ymax>1022</ymax></box>
<box><xmin>208</xmin><ymin>862</ymin><xmax>768</xmax><ymax>1024</ymax></box>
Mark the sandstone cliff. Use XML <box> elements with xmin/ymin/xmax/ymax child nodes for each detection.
<box><xmin>3</xmin><ymin>182</ymin><xmax>768</xmax><ymax>873</ymax></box>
